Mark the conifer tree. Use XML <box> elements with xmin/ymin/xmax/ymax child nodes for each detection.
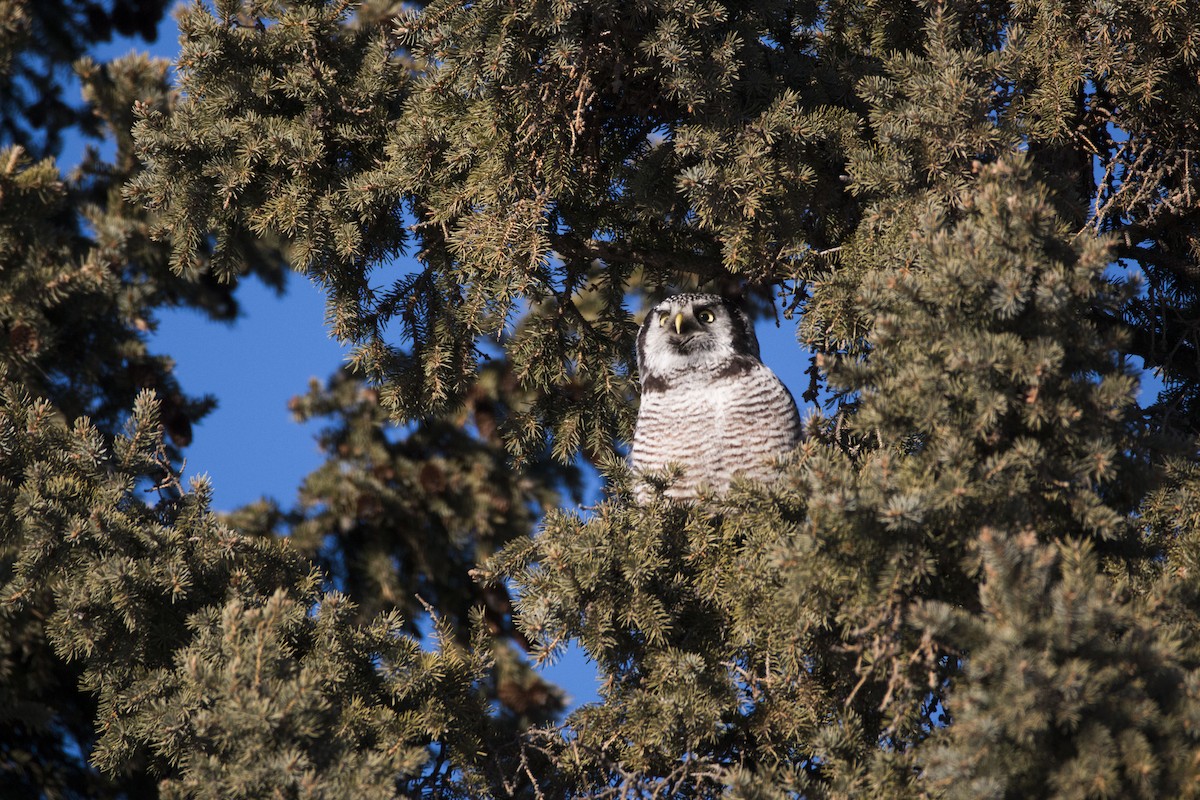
<box><xmin>0</xmin><ymin>23</ymin><xmax>291</xmax><ymax>789</ymax></box>
<box><xmin>3</xmin><ymin>0</ymin><xmax>573</xmax><ymax>793</ymax></box>
<box><xmin>8</xmin><ymin>0</ymin><xmax>1200</xmax><ymax>797</ymax></box>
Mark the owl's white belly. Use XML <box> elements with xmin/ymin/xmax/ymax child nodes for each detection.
<box><xmin>631</xmin><ymin>365</ymin><xmax>800</xmax><ymax>498</ymax></box>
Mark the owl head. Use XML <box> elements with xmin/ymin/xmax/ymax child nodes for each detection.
<box><xmin>636</xmin><ymin>293</ymin><xmax>760</xmax><ymax>388</ymax></box>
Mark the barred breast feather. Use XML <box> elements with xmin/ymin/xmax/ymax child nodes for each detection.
<box><xmin>631</xmin><ymin>361</ymin><xmax>801</xmax><ymax>499</ymax></box>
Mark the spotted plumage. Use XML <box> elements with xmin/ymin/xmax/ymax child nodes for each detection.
<box><xmin>631</xmin><ymin>293</ymin><xmax>802</xmax><ymax>499</ymax></box>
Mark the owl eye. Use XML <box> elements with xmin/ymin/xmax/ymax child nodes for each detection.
<box><xmin>696</xmin><ymin>309</ymin><xmax>716</xmax><ymax>324</ymax></box>
<box><xmin>657</xmin><ymin>312</ymin><xmax>670</xmax><ymax>327</ymax></box>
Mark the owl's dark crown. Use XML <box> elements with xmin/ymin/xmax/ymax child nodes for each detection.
<box><xmin>635</xmin><ymin>293</ymin><xmax>761</xmax><ymax>392</ymax></box>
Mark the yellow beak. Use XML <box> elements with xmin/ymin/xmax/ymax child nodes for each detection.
<box><xmin>674</xmin><ymin>312</ymin><xmax>684</xmax><ymax>335</ymax></box>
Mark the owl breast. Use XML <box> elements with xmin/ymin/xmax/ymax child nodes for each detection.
<box><xmin>631</xmin><ymin>363</ymin><xmax>801</xmax><ymax>499</ymax></box>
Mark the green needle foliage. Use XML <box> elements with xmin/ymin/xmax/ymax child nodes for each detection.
<box><xmin>0</xmin><ymin>17</ymin><xmax>293</xmax><ymax>791</ymax></box>
<box><xmin>7</xmin><ymin>0</ymin><xmax>1200</xmax><ymax>798</ymax></box>
<box><xmin>249</xmin><ymin>363</ymin><xmax>577</xmax><ymax>724</ymax></box>
<box><xmin>1</xmin><ymin>384</ymin><xmax>492</xmax><ymax>798</ymax></box>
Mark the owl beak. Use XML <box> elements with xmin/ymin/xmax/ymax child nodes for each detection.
<box><xmin>674</xmin><ymin>312</ymin><xmax>684</xmax><ymax>335</ymax></box>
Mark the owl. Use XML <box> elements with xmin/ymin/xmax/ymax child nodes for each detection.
<box><xmin>631</xmin><ymin>293</ymin><xmax>802</xmax><ymax>500</ymax></box>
